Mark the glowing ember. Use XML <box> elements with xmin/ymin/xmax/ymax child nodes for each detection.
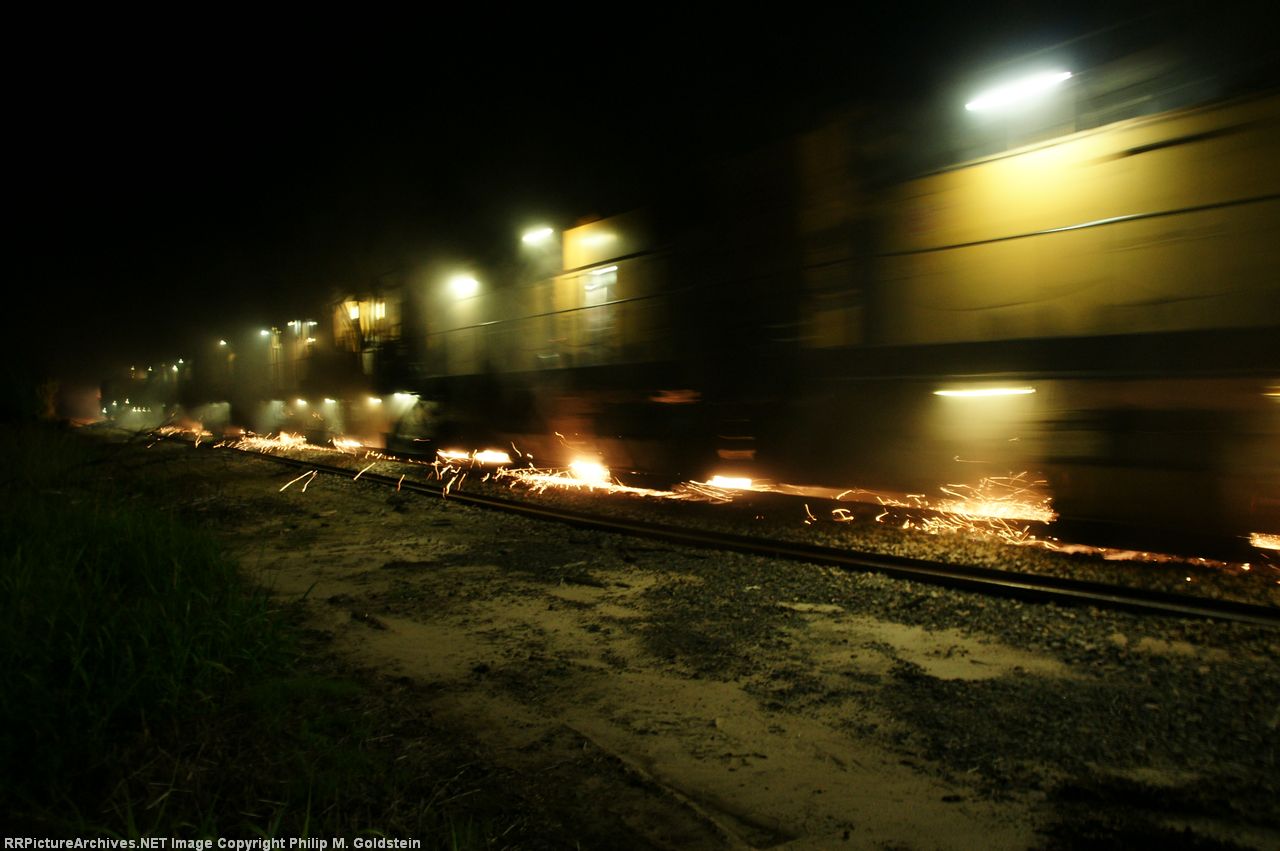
<box><xmin>474</xmin><ymin>449</ymin><xmax>513</xmax><ymax>465</ymax></box>
<box><xmin>568</xmin><ymin>459</ymin><xmax>610</xmax><ymax>486</ymax></box>
<box><xmin>1251</xmin><ymin>532</ymin><xmax>1280</xmax><ymax>551</ymax></box>
<box><xmin>332</xmin><ymin>437</ymin><xmax>363</xmax><ymax>452</ymax></box>
<box><xmin>707</xmin><ymin>475</ymin><xmax>753</xmax><ymax>490</ymax></box>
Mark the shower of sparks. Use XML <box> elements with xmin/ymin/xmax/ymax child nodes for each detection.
<box><xmin>491</xmin><ymin>459</ymin><xmax>680</xmax><ymax>498</ymax></box>
<box><xmin>676</xmin><ymin>476</ymin><xmax>773</xmax><ymax>502</ymax></box>
<box><xmin>196</xmin><ymin>429</ymin><xmax>1267</xmax><ymax>575</ymax></box>
<box><xmin>437</xmin><ymin>448</ymin><xmax>512</xmax><ymax>466</ymax></box>
<box><xmin>229</xmin><ymin>431</ymin><xmax>311</xmax><ymax>453</ymax></box>
<box><xmin>871</xmin><ymin>473</ymin><xmax>1058</xmax><ymax>547</ymax></box>
<box><xmin>154</xmin><ymin>424</ymin><xmax>213</xmax><ymax>446</ymax></box>
<box><xmin>934</xmin><ymin>475</ymin><xmax>1057</xmax><ymax>523</ymax></box>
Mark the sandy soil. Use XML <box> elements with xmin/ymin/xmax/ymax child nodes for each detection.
<box><xmin>156</xmin><ymin>442</ymin><xmax>1279</xmax><ymax>849</ymax></box>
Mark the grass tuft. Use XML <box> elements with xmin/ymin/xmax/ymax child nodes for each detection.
<box><xmin>1</xmin><ymin>426</ymin><xmax>520</xmax><ymax>845</ymax></box>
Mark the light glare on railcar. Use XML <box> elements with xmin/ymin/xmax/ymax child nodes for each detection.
<box><xmin>965</xmin><ymin>71</ymin><xmax>1072</xmax><ymax>112</ymax></box>
<box><xmin>449</xmin><ymin>275</ymin><xmax>480</xmax><ymax>299</ymax></box>
<box><xmin>934</xmin><ymin>387</ymin><xmax>1036</xmax><ymax>397</ymax></box>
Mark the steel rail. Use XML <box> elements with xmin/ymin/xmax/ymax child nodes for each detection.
<box><xmin>212</xmin><ymin>443</ymin><xmax>1280</xmax><ymax>629</ymax></box>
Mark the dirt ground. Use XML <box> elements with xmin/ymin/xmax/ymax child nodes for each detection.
<box><xmin>151</xmin><ymin>442</ymin><xmax>1279</xmax><ymax>850</ymax></box>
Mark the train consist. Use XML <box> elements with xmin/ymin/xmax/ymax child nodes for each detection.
<box><xmin>105</xmin><ymin>68</ymin><xmax>1280</xmax><ymax>548</ymax></box>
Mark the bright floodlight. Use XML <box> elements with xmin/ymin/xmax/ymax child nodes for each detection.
<box><xmin>449</xmin><ymin>274</ymin><xmax>479</xmax><ymax>299</ymax></box>
<box><xmin>934</xmin><ymin>387</ymin><xmax>1036</xmax><ymax>397</ymax></box>
<box><xmin>521</xmin><ymin>226</ymin><xmax>554</xmax><ymax>246</ymax></box>
<box><xmin>965</xmin><ymin>71</ymin><xmax>1072</xmax><ymax>112</ymax></box>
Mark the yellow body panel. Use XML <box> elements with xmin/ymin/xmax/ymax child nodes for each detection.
<box><xmin>878</xmin><ymin>94</ymin><xmax>1280</xmax><ymax>345</ymax></box>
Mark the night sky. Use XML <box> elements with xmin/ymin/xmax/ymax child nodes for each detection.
<box><xmin>11</xmin><ymin>2</ymin><xmax>1230</xmax><ymax>386</ymax></box>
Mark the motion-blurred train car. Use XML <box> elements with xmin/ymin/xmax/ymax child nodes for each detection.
<box><xmin>785</xmin><ymin>90</ymin><xmax>1280</xmax><ymax>541</ymax></box>
<box><xmin>398</xmin><ymin>85</ymin><xmax>1280</xmax><ymax>545</ymax></box>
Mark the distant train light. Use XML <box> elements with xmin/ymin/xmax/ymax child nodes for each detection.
<box><xmin>934</xmin><ymin>387</ymin><xmax>1036</xmax><ymax>398</ymax></box>
<box><xmin>323</xmin><ymin>398</ymin><xmax>337</xmax><ymax>405</ymax></box>
<box><xmin>348</xmin><ymin>304</ymin><xmax>360</xmax><ymax>320</ymax></box>
<box><xmin>449</xmin><ymin>275</ymin><xmax>480</xmax><ymax>299</ymax></box>
<box><xmin>965</xmin><ymin>71</ymin><xmax>1072</xmax><ymax>112</ymax></box>
<box><xmin>521</xmin><ymin>226</ymin><xmax>554</xmax><ymax>246</ymax></box>
<box><xmin>219</xmin><ymin>339</ymin><xmax>227</xmax><ymax>346</ymax></box>
<box><xmin>367</xmin><ymin>396</ymin><xmax>382</xmax><ymax>406</ymax></box>
<box><xmin>295</xmin><ymin>399</ymin><xmax>307</xmax><ymax>407</ymax></box>
<box><xmin>260</xmin><ymin>329</ymin><xmax>271</xmax><ymax>337</ymax></box>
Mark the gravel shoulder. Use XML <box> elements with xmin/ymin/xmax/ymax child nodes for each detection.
<box><xmin>136</xmin><ymin>440</ymin><xmax>1280</xmax><ymax>849</ymax></box>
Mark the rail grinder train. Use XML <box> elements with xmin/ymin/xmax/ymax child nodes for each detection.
<box><xmin>111</xmin><ymin>56</ymin><xmax>1280</xmax><ymax>552</ymax></box>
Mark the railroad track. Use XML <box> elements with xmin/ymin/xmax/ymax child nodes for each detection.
<box><xmin>189</xmin><ymin>439</ymin><xmax>1280</xmax><ymax>629</ymax></box>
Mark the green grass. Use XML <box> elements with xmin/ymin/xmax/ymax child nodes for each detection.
<box><xmin>0</xmin><ymin>424</ymin><xmax>282</xmax><ymax>827</ymax></box>
<box><xmin>0</xmin><ymin>426</ymin><xmax>515</xmax><ymax>843</ymax></box>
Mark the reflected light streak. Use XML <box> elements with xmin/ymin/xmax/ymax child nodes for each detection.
<box><xmin>934</xmin><ymin>387</ymin><xmax>1036</xmax><ymax>397</ymax></box>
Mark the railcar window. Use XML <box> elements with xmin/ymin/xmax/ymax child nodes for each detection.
<box><xmin>582</xmin><ymin>266</ymin><xmax>618</xmax><ymax>365</ymax></box>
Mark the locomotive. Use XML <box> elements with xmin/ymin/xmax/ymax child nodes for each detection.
<box><xmin>115</xmin><ymin>52</ymin><xmax>1280</xmax><ymax>549</ymax></box>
